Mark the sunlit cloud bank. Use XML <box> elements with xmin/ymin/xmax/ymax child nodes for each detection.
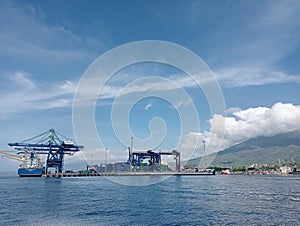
<box><xmin>180</xmin><ymin>102</ymin><xmax>300</xmax><ymax>159</ymax></box>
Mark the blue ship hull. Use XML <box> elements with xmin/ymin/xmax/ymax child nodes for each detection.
<box><xmin>18</xmin><ymin>168</ymin><xmax>43</xmax><ymax>177</ymax></box>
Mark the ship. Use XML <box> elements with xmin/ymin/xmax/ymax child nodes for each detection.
<box><xmin>18</xmin><ymin>167</ymin><xmax>44</xmax><ymax>177</ymax></box>
<box><xmin>17</xmin><ymin>152</ymin><xmax>44</xmax><ymax>177</ymax></box>
<box><xmin>0</xmin><ymin>150</ymin><xmax>44</xmax><ymax>177</ymax></box>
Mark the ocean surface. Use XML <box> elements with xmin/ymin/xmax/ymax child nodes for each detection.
<box><xmin>0</xmin><ymin>173</ymin><xmax>299</xmax><ymax>226</ymax></box>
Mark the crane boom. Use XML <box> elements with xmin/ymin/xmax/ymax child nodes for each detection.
<box><xmin>0</xmin><ymin>151</ymin><xmax>23</xmax><ymax>162</ymax></box>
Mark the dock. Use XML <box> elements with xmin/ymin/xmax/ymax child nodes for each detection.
<box><xmin>42</xmin><ymin>171</ymin><xmax>215</xmax><ymax>178</ymax></box>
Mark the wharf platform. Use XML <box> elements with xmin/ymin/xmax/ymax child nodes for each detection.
<box><xmin>42</xmin><ymin>171</ymin><xmax>215</xmax><ymax>178</ymax></box>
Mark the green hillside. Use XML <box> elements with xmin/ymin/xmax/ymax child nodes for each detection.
<box><xmin>186</xmin><ymin>130</ymin><xmax>300</xmax><ymax>168</ymax></box>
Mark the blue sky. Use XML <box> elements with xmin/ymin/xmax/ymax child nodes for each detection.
<box><xmin>1</xmin><ymin>0</ymin><xmax>300</xmax><ymax>170</ymax></box>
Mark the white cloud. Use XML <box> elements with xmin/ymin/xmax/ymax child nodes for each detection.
<box><xmin>36</xmin><ymin>98</ymin><xmax>71</xmax><ymax>110</ymax></box>
<box><xmin>0</xmin><ymin>70</ymin><xmax>201</xmax><ymax>119</ymax></box>
<box><xmin>226</xmin><ymin>107</ymin><xmax>242</xmax><ymax>115</ymax></box>
<box><xmin>180</xmin><ymin>102</ymin><xmax>300</xmax><ymax>159</ymax></box>
<box><xmin>0</xmin><ymin>71</ymin><xmax>77</xmax><ymax>119</ymax></box>
<box><xmin>53</xmin><ymin>80</ymin><xmax>77</xmax><ymax>94</ymax></box>
<box><xmin>168</xmin><ymin>75</ymin><xmax>197</xmax><ymax>88</ymax></box>
<box><xmin>215</xmin><ymin>67</ymin><xmax>300</xmax><ymax>87</ymax></box>
<box><xmin>9</xmin><ymin>72</ymin><xmax>36</xmax><ymax>89</ymax></box>
<box><xmin>224</xmin><ymin>102</ymin><xmax>300</xmax><ymax>139</ymax></box>
<box><xmin>144</xmin><ymin>103</ymin><xmax>152</xmax><ymax>110</ymax></box>
<box><xmin>76</xmin><ymin>73</ymin><xmax>199</xmax><ymax>105</ymax></box>
<box><xmin>180</xmin><ymin>132</ymin><xmax>204</xmax><ymax>150</ymax></box>
<box><xmin>118</xmin><ymin>77</ymin><xmax>186</xmax><ymax>96</ymax></box>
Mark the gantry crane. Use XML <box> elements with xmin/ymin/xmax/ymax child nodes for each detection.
<box><xmin>8</xmin><ymin>128</ymin><xmax>84</xmax><ymax>173</ymax></box>
<box><xmin>127</xmin><ymin>148</ymin><xmax>180</xmax><ymax>172</ymax></box>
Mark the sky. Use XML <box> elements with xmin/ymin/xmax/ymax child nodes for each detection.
<box><xmin>1</xmin><ymin>0</ymin><xmax>300</xmax><ymax>171</ymax></box>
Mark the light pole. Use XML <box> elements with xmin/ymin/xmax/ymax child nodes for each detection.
<box><xmin>105</xmin><ymin>148</ymin><xmax>107</xmax><ymax>173</ymax></box>
<box><xmin>202</xmin><ymin>140</ymin><xmax>206</xmax><ymax>169</ymax></box>
<box><xmin>130</xmin><ymin>137</ymin><xmax>134</xmax><ymax>172</ymax></box>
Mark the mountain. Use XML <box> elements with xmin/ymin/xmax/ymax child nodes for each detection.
<box><xmin>187</xmin><ymin>130</ymin><xmax>300</xmax><ymax>168</ymax></box>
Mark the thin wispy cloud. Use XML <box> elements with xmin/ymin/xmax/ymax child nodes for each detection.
<box><xmin>9</xmin><ymin>72</ymin><xmax>36</xmax><ymax>89</ymax></box>
<box><xmin>0</xmin><ymin>70</ymin><xmax>199</xmax><ymax>119</ymax></box>
<box><xmin>0</xmin><ymin>71</ymin><xmax>77</xmax><ymax>119</ymax></box>
<box><xmin>215</xmin><ymin>68</ymin><xmax>300</xmax><ymax>87</ymax></box>
<box><xmin>77</xmin><ymin>73</ymin><xmax>199</xmax><ymax>102</ymax></box>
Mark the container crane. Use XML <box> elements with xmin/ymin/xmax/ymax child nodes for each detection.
<box><xmin>8</xmin><ymin>128</ymin><xmax>84</xmax><ymax>176</ymax></box>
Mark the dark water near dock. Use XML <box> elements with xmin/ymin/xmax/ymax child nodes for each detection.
<box><xmin>0</xmin><ymin>173</ymin><xmax>299</xmax><ymax>225</ymax></box>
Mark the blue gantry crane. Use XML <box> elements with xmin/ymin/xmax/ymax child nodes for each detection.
<box><xmin>127</xmin><ymin>148</ymin><xmax>181</xmax><ymax>172</ymax></box>
<box><xmin>8</xmin><ymin>128</ymin><xmax>83</xmax><ymax>176</ymax></box>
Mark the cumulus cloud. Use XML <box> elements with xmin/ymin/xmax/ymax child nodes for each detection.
<box><xmin>180</xmin><ymin>102</ymin><xmax>300</xmax><ymax>160</ymax></box>
<box><xmin>221</xmin><ymin>102</ymin><xmax>300</xmax><ymax>143</ymax></box>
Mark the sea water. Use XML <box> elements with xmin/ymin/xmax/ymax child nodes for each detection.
<box><xmin>0</xmin><ymin>173</ymin><xmax>299</xmax><ymax>225</ymax></box>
